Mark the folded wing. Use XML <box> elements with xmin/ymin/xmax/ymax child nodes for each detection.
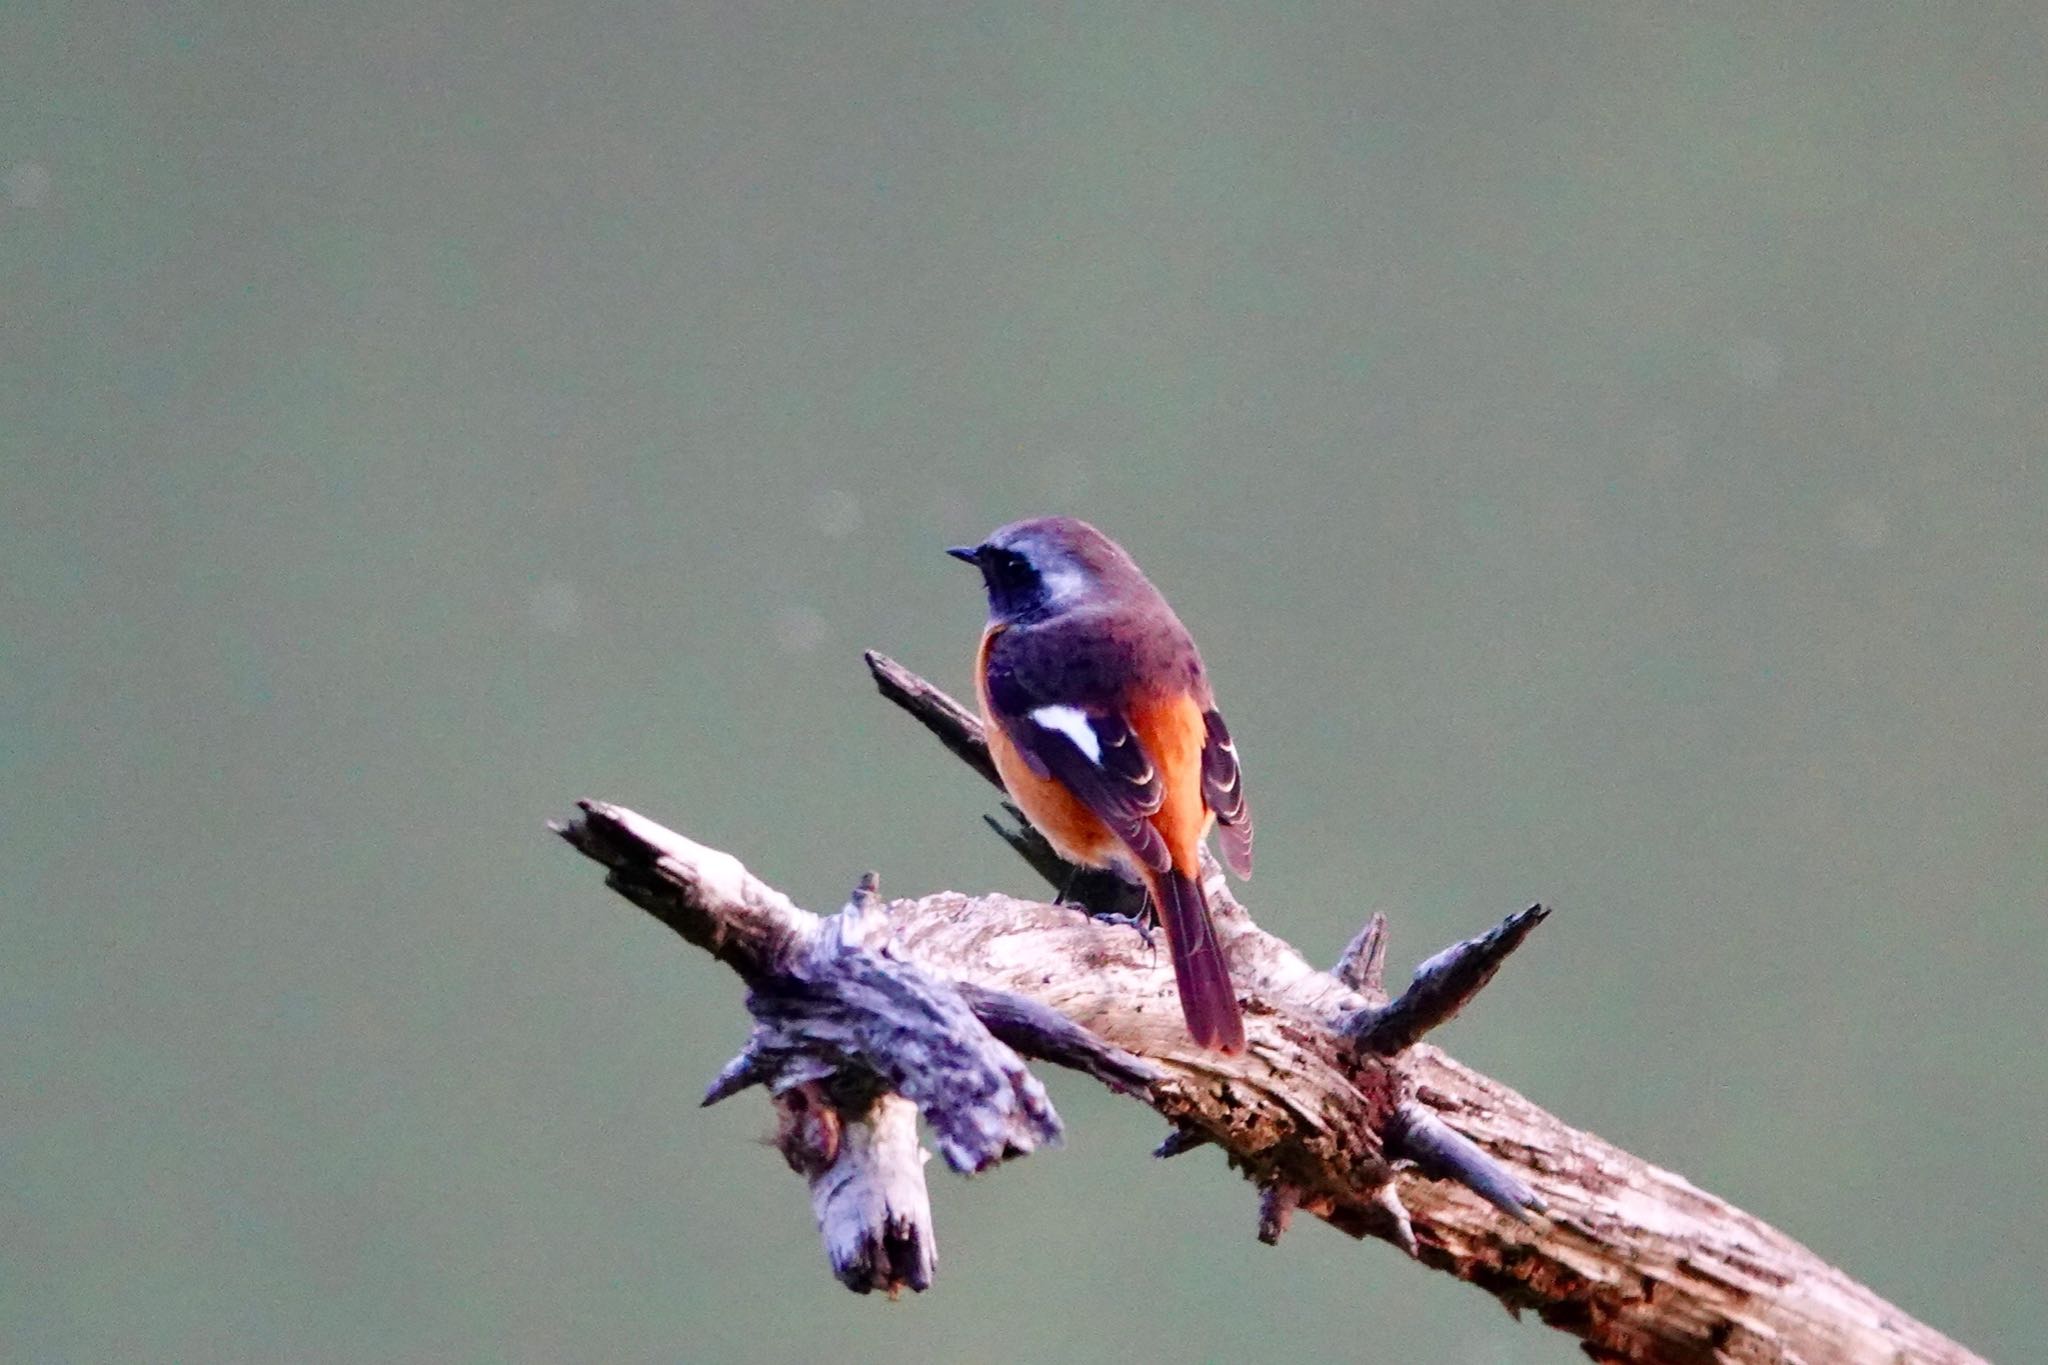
<box><xmin>1201</xmin><ymin>709</ymin><xmax>1254</xmax><ymax>878</ymax></box>
<box><xmin>985</xmin><ymin>654</ymin><xmax>1169</xmax><ymax>874</ymax></box>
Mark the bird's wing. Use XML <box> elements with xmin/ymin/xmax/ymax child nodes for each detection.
<box><xmin>984</xmin><ymin>628</ymin><xmax>1170</xmax><ymax>873</ymax></box>
<box><xmin>1200</xmin><ymin>708</ymin><xmax>1253</xmax><ymax>877</ymax></box>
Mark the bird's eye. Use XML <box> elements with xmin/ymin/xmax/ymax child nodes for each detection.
<box><xmin>987</xmin><ymin>549</ymin><xmax>1038</xmax><ymax>592</ymax></box>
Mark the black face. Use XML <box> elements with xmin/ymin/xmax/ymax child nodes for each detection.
<box><xmin>950</xmin><ymin>542</ymin><xmax>1049</xmax><ymax>620</ymax></box>
<box><xmin>976</xmin><ymin>545</ymin><xmax>1038</xmax><ymax>593</ymax></box>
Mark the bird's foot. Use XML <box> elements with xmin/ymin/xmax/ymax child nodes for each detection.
<box><xmin>1090</xmin><ymin>910</ymin><xmax>1157</xmax><ymax>954</ymax></box>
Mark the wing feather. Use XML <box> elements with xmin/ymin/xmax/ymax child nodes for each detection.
<box><xmin>985</xmin><ymin>638</ymin><xmax>1170</xmax><ymax>873</ymax></box>
<box><xmin>1201</xmin><ymin>709</ymin><xmax>1254</xmax><ymax>877</ymax></box>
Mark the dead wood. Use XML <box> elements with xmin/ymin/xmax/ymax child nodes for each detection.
<box><xmin>547</xmin><ymin>653</ymin><xmax>1984</xmax><ymax>1364</ymax></box>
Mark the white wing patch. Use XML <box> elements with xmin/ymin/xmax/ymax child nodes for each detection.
<box><xmin>1029</xmin><ymin>704</ymin><xmax>1102</xmax><ymax>764</ymax></box>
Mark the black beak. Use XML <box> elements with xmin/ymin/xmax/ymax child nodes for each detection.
<box><xmin>945</xmin><ymin>545</ymin><xmax>981</xmax><ymax>565</ymax></box>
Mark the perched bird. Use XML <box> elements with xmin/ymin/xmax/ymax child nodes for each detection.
<box><xmin>949</xmin><ymin>517</ymin><xmax>1254</xmax><ymax>1053</ymax></box>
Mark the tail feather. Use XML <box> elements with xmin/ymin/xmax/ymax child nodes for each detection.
<box><xmin>1148</xmin><ymin>868</ymin><xmax>1246</xmax><ymax>1055</ymax></box>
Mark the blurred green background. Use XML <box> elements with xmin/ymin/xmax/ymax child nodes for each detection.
<box><xmin>5</xmin><ymin>2</ymin><xmax>2043</xmax><ymax>1361</ymax></box>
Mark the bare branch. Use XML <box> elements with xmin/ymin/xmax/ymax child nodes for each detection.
<box><xmin>865</xmin><ymin>650</ymin><xmax>998</xmax><ymax>787</ymax></box>
<box><xmin>1342</xmin><ymin>902</ymin><xmax>1552</xmax><ymax>1053</ymax></box>
<box><xmin>951</xmin><ymin>983</ymin><xmax>1160</xmax><ymax>1094</ymax></box>
<box><xmin>1332</xmin><ymin>911</ymin><xmax>1390</xmax><ymax>998</ymax></box>
<box><xmin>1152</xmin><ymin>1126</ymin><xmax>1211</xmax><ymax>1159</ymax></box>
<box><xmin>553</xmin><ymin>661</ymin><xmax>1988</xmax><ymax>1365</ymax></box>
<box><xmin>776</xmin><ymin>1086</ymin><xmax>934</xmax><ymax>1297</ymax></box>
<box><xmin>1388</xmin><ymin>1101</ymin><xmax>1543</xmax><ymax>1223</ymax></box>
<box><xmin>551</xmin><ymin>800</ymin><xmax>811</xmax><ymax>977</ymax></box>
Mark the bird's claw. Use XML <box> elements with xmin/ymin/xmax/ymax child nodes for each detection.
<box><xmin>1091</xmin><ymin>910</ymin><xmax>1157</xmax><ymax>954</ymax></box>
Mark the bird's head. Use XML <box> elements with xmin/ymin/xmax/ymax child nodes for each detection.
<box><xmin>947</xmin><ymin>516</ymin><xmax>1141</xmax><ymax>624</ymax></box>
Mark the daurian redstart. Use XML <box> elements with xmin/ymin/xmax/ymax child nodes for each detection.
<box><xmin>950</xmin><ymin>516</ymin><xmax>1253</xmax><ymax>1054</ymax></box>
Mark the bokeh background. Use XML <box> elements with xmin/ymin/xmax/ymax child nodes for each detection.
<box><xmin>6</xmin><ymin>3</ymin><xmax>2044</xmax><ymax>1361</ymax></box>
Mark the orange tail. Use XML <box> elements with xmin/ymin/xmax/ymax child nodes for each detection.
<box><xmin>1146</xmin><ymin>867</ymin><xmax>1246</xmax><ymax>1054</ymax></box>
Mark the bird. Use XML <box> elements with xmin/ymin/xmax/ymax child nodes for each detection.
<box><xmin>949</xmin><ymin>516</ymin><xmax>1254</xmax><ymax>1053</ymax></box>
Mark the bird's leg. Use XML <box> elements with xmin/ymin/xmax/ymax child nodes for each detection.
<box><xmin>1090</xmin><ymin>908</ymin><xmax>1156</xmax><ymax>953</ymax></box>
<box><xmin>1047</xmin><ymin>865</ymin><xmax>1156</xmax><ymax>954</ymax></box>
<box><xmin>1090</xmin><ymin>884</ymin><xmax>1159</xmax><ymax>959</ymax></box>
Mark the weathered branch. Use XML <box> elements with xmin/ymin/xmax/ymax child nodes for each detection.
<box><xmin>549</xmin><ymin>656</ymin><xmax>1986</xmax><ymax>1364</ymax></box>
<box><xmin>1341</xmin><ymin>901</ymin><xmax>1551</xmax><ymax>1054</ymax></box>
<box><xmin>1332</xmin><ymin>910</ymin><xmax>1390</xmax><ymax>996</ymax></box>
